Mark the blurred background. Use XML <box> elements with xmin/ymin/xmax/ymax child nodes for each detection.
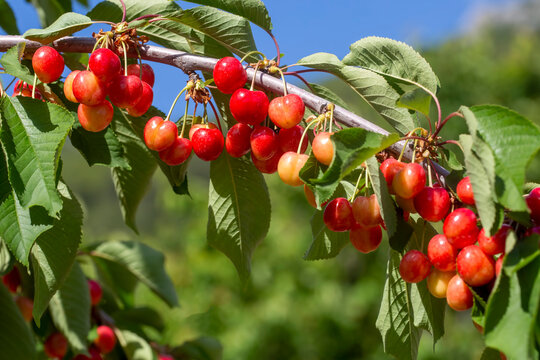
<box><xmin>2</xmin><ymin>0</ymin><xmax>540</xmax><ymax>358</ymax></box>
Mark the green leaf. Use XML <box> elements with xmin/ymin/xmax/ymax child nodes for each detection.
<box><xmin>23</xmin><ymin>12</ymin><xmax>93</xmax><ymax>44</ymax></box>
<box><xmin>304</xmin><ymin>209</ymin><xmax>349</xmax><ymax>260</ymax></box>
<box><xmin>49</xmin><ymin>262</ymin><xmax>91</xmax><ymax>354</ymax></box>
<box><xmin>29</xmin><ymin>0</ymin><xmax>69</xmax><ymax>27</ymax></box>
<box><xmin>0</xmin><ymin>239</ymin><xmax>13</xmax><ymax>275</ymax></box>
<box><xmin>0</xmin><ymin>44</ymin><xmax>34</xmax><ymax>85</ymax></box>
<box><xmin>308</xmin><ymin>83</ymin><xmax>351</xmax><ymax>110</ymax></box>
<box><xmin>480</xmin><ymin>348</ymin><xmax>503</xmax><ymax>360</ymax></box>
<box><xmin>31</xmin><ymin>182</ymin><xmax>83</xmax><ymax>324</ymax></box>
<box><xmin>366</xmin><ymin>156</ymin><xmax>397</xmax><ymax>237</ymax></box>
<box><xmin>411</xmin><ymin>281</ymin><xmax>446</xmax><ymax>347</ymax></box>
<box><xmin>0</xmin><ymin>282</ymin><xmax>36</xmax><ymax>360</ymax></box>
<box><xmin>113</xmin><ymin>307</ymin><xmax>165</xmax><ymax>332</ymax></box>
<box><xmin>0</xmin><ymin>0</ymin><xmax>20</xmax><ymax>35</ymax></box>
<box><xmin>0</xmin><ymin>96</ymin><xmax>74</xmax><ymax>217</ymax></box>
<box><xmin>118</xmin><ymin>329</ymin><xmax>153</xmax><ymax>360</ymax></box>
<box><xmin>171</xmin><ymin>336</ymin><xmax>223</xmax><ymax>360</ymax></box>
<box><xmin>90</xmin><ymin>241</ymin><xmax>179</xmax><ymax>307</ymax></box>
<box><xmin>207</xmin><ymin>153</ymin><xmax>270</xmax><ymax>282</ymax></box>
<box><xmin>388</xmin><ymin>216</ymin><xmax>413</xmax><ymax>253</ymax></box>
<box><xmin>93</xmin><ymin>256</ymin><xmax>138</xmax><ymax>308</ymax></box>
<box><xmin>299</xmin><ymin>153</ymin><xmax>336</xmax><ymax>207</ymax></box>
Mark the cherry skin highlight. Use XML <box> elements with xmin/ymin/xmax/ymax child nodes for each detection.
<box><xmin>44</xmin><ymin>332</ymin><xmax>68</xmax><ymax>359</ymax></box>
<box><xmin>349</xmin><ymin>224</ymin><xmax>382</xmax><ymax>253</ymax></box>
<box><xmin>278</xmin><ymin>125</ymin><xmax>308</xmax><ymax>153</ymax></box>
<box><xmin>414</xmin><ymin>186</ymin><xmax>450</xmax><ymax>222</ymax></box>
<box><xmin>78</xmin><ymin>101</ymin><xmax>114</xmax><ymax>132</ymax></box>
<box><xmin>457</xmin><ymin>176</ymin><xmax>475</xmax><ymax>205</ymax></box>
<box><xmin>277</xmin><ymin>152</ymin><xmax>308</xmax><ymax>186</ymax></box>
<box><xmin>427</xmin><ymin>234</ymin><xmax>457</xmax><ymax>272</ymax></box>
<box><xmin>159</xmin><ymin>137</ymin><xmax>192</xmax><ymax>166</ymax></box>
<box><xmin>478</xmin><ymin>225</ymin><xmax>511</xmax><ymax>256</ymax></box>
<box><xmin>226</xmin><ymin>123</ymin><xmax>252</xmax><ymax>158</ymax></box>
<box><xmin>229</xmin><ymin>89</ymin><xmax>269</xmax><ymax>125</ymax></box>
<box><xmin>352</xmin><ymin>194</ymin><xmax>382</xmax><ymax>227</ymax></box>
<box><xmin>446</xmin><ymin>274</ymin><xmax>473</xmax><ymax>311</ymax></box>
<box><xmin>443</xmin><ymin>208</ymin><xmax>479</xmax><ymax>248</ymax></box>
<box><xmin>88</xmin><ymin>279</ymin><xmax>102</xmax><ymax>306</ymax></box>
<box><xmin>108</xmin><ymin>75</ymin><xmax>143</xmax><ymax>108</ymax></box>
<box><xmin>250</xmin><ymin>126</ymin><xmax>279</xmax><ymax>161</ymax></box>
<box><xmin>427</xmin><ymin>269</ymin><xmax>455</xmax><ymax>298</ymax></box>
<box><xmin>456</xmin><ymin>245</ymin><xmax>495</xmax><ymax>287</ymax></box>
<box><xmin>323</xmin><ymin>198</ymin><xmax>355</xmax><ymax>232</ymax></box>
<box><xmin>127</xmin><ymin>63</ymin><xmax>155</xmax><ymax>87</ymax></box>
<box><xmin>73</xmin><ymin>71</ymin><xmax>107</xmax><ymax>106</ymax></box>
<box><xmin>268</xmin><ymin>94</ymin><xmax>305</xmax><ymax>129</ymax></box>
<box><xmin>392</xmin><ymin>162</ymin><xmax>426</xmax><ymax>199</ymax></box>
<box><xmin>251</xmin><ymin>150</ymin><xmax>282</xmax><ymax>174</ymax></box>
<box><xmin>189</xmin><ymin>123</ymin><xmax>217</xmax><ymax>141</ymax></box>
<box><xmin>64</xmin><ymin>70</ymin><xmax>80</xmax><ymax>103</ymax></box>
<box><xmin>399</xmin><ymin>250</ymin><xmax>431</xmax><ymax>283</ymax></box>
<box><xmin>144</xmin><ymin>117</ymin><xmax>178</xmax><ymax>151</ymax></box>
<box><xmin>380</xmin><ymin>158</ymin><xmax>406</xmax><ymax>194</ymax></box>
<box><xmin>213</xmin><ymin>57</ymin><xmax>247</xmax><ymax>94</ymax></box>
<box><xmin>312</xmin><ymin>132</ymin><xmax>334</xmax><ymax>166</ymax></box>
<box><xmin>127</xmin><ymin>81</ymin><xmax>153</xmax><ymax>117</ymax></box>
<box><xmin>89</xmin><ymin>48</ymin><xmax>121</xmax><ymax>82</ymax></box>
<box><xmin>526</xmin><ymin>187</ymin><xmax>540</xmax><ymax>224</ymax></box>
<box><xmin>192</xmin><ymin>128</ymin><xmax>224</xmax><ymax>161</ymax></box>
<box><xmin>32</xmin><ymin>46</ymin><xmax>64</xmax><ymax>83</ymax></box>
<box><xmin>94</xmin><ymin>325</ymin><xmax>116</xmax><ymax>354</ymax></box>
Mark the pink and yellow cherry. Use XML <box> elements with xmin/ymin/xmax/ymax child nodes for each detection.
<box><xmin>278</xmin><ymin>125</ymin><xmax>308</xmax><ymax>153</ymax></box>
<box><xmin>94</xmin><ymin>325</ymin><xmax>116</xmax><ymax>354</ymax></box>
<box><xmin>392</xmin><ymin>163</ymin><xmax>426</xmax><ymax>199</ymax></box>
<box><xmin>73</xmin><ymin>71</ymin><xmax>107</xmax><ymax>106</ymax></box>
<box><xmin>414</xmin><ymin>186</ymin><xmax>450</xmax><ymax>222</ymax></box>
<box><xmin>443</xmin><ymin>208</ymin><xmax>479</xmax><ymax>249</ymax></box>
<box><xmin>399</xmin><ymin>250</ymin><xmax>431</xmax><ymax>283</ymax></box>
<box><xmin>88</xmin><ymin>279</ymin><xmax>102</xmax><ymax>306</ymax></box>
<box><xmin>144</xmin><ymin>117</ymin><xmax>178</xmax><ymax>151</ymax></box>
<box><xmin>189</xmin><ymin>123</ymin><xmax>217</xmax><ymax>141</ymax></box>
<box><xmin>395</xmin><ymin>195</ymin><xmax>417</xmax><ymax>214</ymax></box>
<box><xmin>456</xmin><ymin>245</ymin><xmax>495</xmax><ymax>287</ymax></box>
<box><xmin>427</xmin><ymin>269</ymin><xmax>455</xmax><ymax>298</ymax></box>
<box><xmin>312</xmin><ymin>132</ymin><xmax>334</xmax><ymax>165</ymax></box>
<box><xmin>15</xmin><ymin>296</ymin><xmax>33</xmax><ymax>322</ymax></box>
<box><xmin>457</xmin><ymin>176</ymin><xmax>475</xmax><ymax>205</ymax></box>
<box><xmin>159</xmin><ymin>137</ymin><xmax>192</xmax><ymax>166</ymax></box>
<box><xmin>226</xmin><ymin>123</ymin><xmax>252</xmax><ymax>158</ymax></box>
<box><xmin>251</xmin><ymin>150</ymin><xmax>282</xmax><ymax>174</ymax></box>
<box><xmin>127</xmin><ymin>63</ymin><xmax>155</xmax><ymax>87</ymax></box>
<box><xmin>127</xmin><ymin>81</ymin><xmax>153</xmax><ymax>117</ymax></box>
<box><xmin>380</xmin><ymin>158</ymin><xmax>406</xmax><ymax>194</ymax></box>
<box><xmin>526</xmin><ymin>187</ymin><xmax>540</xmax><ymax>224</ymax></box>
<box><xmin>352</xmin><ymin>194</ymin><xmax>382</xmax><ymax>227</ymax></box>
<box><xmin>277</xmin><ymin>152</ymin><xmax>308</xmax><ymax>186</ymax></box>
<box><xmin>213</xmin><ymin>57</ymin><xmax>247</xmax><ymax>94</ymax></box>
<box><xmin>229</xmin><ymin>89</ymin><xmax>269</xmax><ymax>125</ymax></box>
<box><xmin>323</xmin><ymin>198</ymin><xmax>355</xmax><ymax>232</ymax></box>
<box><xmin>250</xmin><ymin>126</ymin><xmax>279</xmax><ymax>160</ymax></box>
<box><xmin>446</xmin><ymin>274</ymin><xmax>473</xmax><ymax>311</ymax></box>
<box><xmin>44</xmin><ymin>332</ymin><xmax>68</xmax><ymax>359</ymax></box>
<box><xmin>192</xmin><ymin>128</ymin><xmax>224</xmax><ymax>161</ymax></box>
<box><xmin>89</xmin><ymin>48</ymin><xmax>121</xmax><ymax>83</ymax></box>
<box><xmin>268</xmin><ymin>94</ymin><xmax>305</xmax><ymax>129</ymax></box>
<box><xmin>304</xmin><ymin>185</ymin><xmax>317</xmax><ymax>208</ymax></box>
<box><xmin>349</xmin><ymin>224</ymin><xmax>382</xmax><ymax>253</ymax></box>
<box><xmin>427</xmin><ymin>234</ymin><xmax>457</xmax><ymax>272</ymax></box>
<box><xmin>478</xmin><ymin>225</ymin><xmax>511</xmax><ymax>256</ymax></box>
<box><xmin>63</xmin><ymin>70</ymin><xmax>80</xmax><ymax>103</ymax></box>
<box><xmin>108</xmin><ymin>75</ymin><xmax>143</xmax><ymax>108</ymax></box>
<box><xmin>78</xmin><ymin>101</ymin><xmax>113</xmax><ymax>132</ymax></box>
<box><xmin>32</xmin><ymin>46</ymin><xmax>64</xmax><ymax>83</ymax></box>
<box><xmin>2</xmin><ymin>267</ymin><xmax>20</xmax><ymax>293</ymax></box>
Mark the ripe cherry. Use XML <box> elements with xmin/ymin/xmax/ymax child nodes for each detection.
<box><xmin>63</xmin><ymin>70</ymin><xmax>80</xmax><ymax>103</ymax></box>
<box><xmin>278</xmin><ymin>125</ymin><xmax>308</xmax><ymax>153</ymax></box>
<box><xmin>380</xmin><ymin>158</ymin><xmax>405</xmax><ymax>194</ymax></box>
<box><xmin>44</xmin><ymin>332</ymin><xmax>68</xmax><ymax>359</ymax></box>
<box><xmin>127</xmin><ymin>63</ymin><xmax>155</xmax><ymax>87</ymax></box>
<box><xmin>94</xmin><ymin>325</ymin><xmax>116</xmax><ymax>354</ymax></box>
<box><xmin>73</xmin><ymin>71</ymin><xmax>107</xmax><ymax>106</ymax></box>
<box><xmin>108</xmin><ymin>75</ymin><xmax>143</xmax><ymax>108</ymax></box>
<box><xmin>312</xmin><ymin>132</ymin><xmax>334</xmax><ymax>166</ymax></box>
<box><xmin>443</xmin><ymin>208</ymin><xmax>479</xmax><ymax>248</ymax></box>
<box><xmin>88</xmin><ymin>279</ymin><xmax>102</xmax><ymax>306</ymax></box>
<box><xmin>159</xmin><ymin>137</ymin><xmax>192</xmax><ymax>166</ymax></box>
<box><xmin>32</xmin><ymin>46</ymin><xmax>64</xmax><ymax>83</ymax></box>
<box><xmin>144</xmin><ymin>117</ymin><xmax>178</xmax><ymax>151</ymax></box>
<box><xmin>457</xmin><ymin>176</ymin><xmax>475</xmax><ymax>205</ymax></box>
<box><xmin>456</xmin><ymin>245</ymin><xmax>495</xmax><ymax>287</ymax></box>
<box><xmin>427</xmin><ymin>234</ymin><xmax>457</xmax><ymax>272</ymax></box>
<box><xmin>2</xmin><ymin>267</ymin><xmax>20</xmax><ymax>293</ymax></box>
<box><xmin>89</xmin><ymin>48</ymin><xmax>121</xmax><ymax>83</ymax></box>
<box><xmin>226</xmin><ymin>123</ymin><xmax>252</xmax><ymax>158</ymax></box>
<box><xmin>229</xmin><ymin>89</ymin><xmax>269</xmax><ymax>125</ymax></box>
<box><xmin>213</xmin><ymin>57</ymin><xmax>247</xmax><ymax>94</ymax></box>
<box><xmin>352</xmin><ymin>194</ymin><xmax>382</xmax><ymax>227</ymax></box>
<box><xmin>446</xmin><ymin>274</ymin><xmax>473</xmax><ymax>311</ymax></box>
<box><xmin>126</xmin><ymin>81</ymin><xmax>153</xmax><ymax>117</ymax></box>
<box><xmin>78</xmin><ymin>101</ymin><xmax>113</xmax><ymax>132</ymax></box>
<box><xmin>495</xmin><ymin>255</ymin><xmax>504</xmax><ymax>276</ymax></box>
<box><xmin>395</xmin><ymin>195</ymin><xmax>417</xmax><ymax>214</ymax></box>
<box><xmin>158</xmin><ymin>355</ymin><xmax>174</xmax><ymax>360</ymax></box>
<box><xmin>323</xmin><ymin>198</ymin><xmax>355</xmax><ymax>232</ymax></box>
<box><xmin>12</xmin><ymin>81</ymin><xmax>42</xmax><ymax>99</ymax></box>
<box><xmin>478</xmin><ymin>225</ymin><xmax>510</xmax><ymax>256</ymax></box>
<box><xmin>189</xmin><ymin>123</ymin><xmax>217</xmax><ymax>141</ymax></box>
<box><xmin>304</xmin><ymin>185</ymin><xmax>317</xmax><ymax>208</ymax></box>
<box><xmin>414</xmin><ymin>186</ymin><xmax>450</xmax><ymax>222</ymax></box>
<box><xmin>399</xmin><ymin>250</ymin><xmax>431</xmax><ymax>283</ymax></box>
<box><xmin>73</xmin><ymin>347</ymin><xmax>103</xmax><ymax>360</ymax></box>
<box><xmin>392</xmin><ymin>163</ymin><xmax>425</xmax><ymax>199</ymax></box>
<box><xmin>15</xmin><ymin>296</ymin><xmax>33</xmax><ymax>322</ymax></box>
<box><xmin>250</xmin><ymin>126</ymin><xmax>279</xmax><ymax>160</ymax></box>
<box><xmin>277</xmin><ymin>152</ymin><xmax>308</xmax><ymax>186</ymax></box>
<box><xmin>349</xmin><ymin>224</ymin><xmax>382</xmax><ymax>253</ymax></box>
<box><xmin>268</xmin><ymin>94</ymin><xmax>305</xmax><ymax>129</ymax></box>
<box><xmin>427</xmin><ymin>269</ymin><xmax>455</xmax><ymax>298</ymax></box>
<box><xmin>192</xmin><ymin>128</ymin><xmax>224</xmax><ymax>161</ymax></box>
<box><xmin>251</xmin><ymin>150</ymin><xmax>282</xmax><ymax>174</ymax></box>
<box><xmin>526</xmin><ymin>187</ymin><xmax>540</xmax><ymax>224</ymax></box>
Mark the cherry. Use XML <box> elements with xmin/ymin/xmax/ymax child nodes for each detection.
<box><xmin>426</xmin><ymin>269</ymin><xmax>455</xmax><ymax>298</ymax></box>
<box><xmin>349</xmin><ymin>224</ymin><xmax>382</xmax><ymax>253</ymax></box>
<box><xmin>268</xmin><ymin>94</ymin><xmax>305</xmax><ymax>129</ymax></box>
<box><xmin>392</xmin><ymin>163</ymin><xmax>425</xmax><ymax>199</ymax></box>
<box><xmin>352</xmin><ymin>194</ymin><xmax>382</xmax><ymax>227</ymax></box>
<box><xmin>88</xmin><ymin>279</ymin><xmax>102</xmax><ymax>306</ymax></box>
<box><xmin>395</xmin><ymin>195</ymin><xmax>417</xmax><ymax>214</ymax></box>
<box><xmin>213</xmin><ymin>57</ymin><xmax>247</xmax><ymax>94</ymax></box>
<box><xmin>2</xmin><ymin>267</ymin><xmax>20</xmax><ymax>293</ymax></box>
<box><xmin>251</xmin><ymin>150</ymin><xmax>282</xmax><ymax>174</ymax></box>
<box><xmin>456</xmin><ymin>245</ymin><xmax>495</xmax><ymax>286</ymax></box>
<box><xmin>278</xmin><ymin>125</ymin><xmax>308</xmax><ymax>153</ymax></box>
<box><xmin>15</xmin><ymin>296</ymin><xmax>33</xmax><ymax>322</ymax></box>
<box><xmin>323</xmin><ymin>198</ymin><xmax>355</xmax><ymax>232</ymax></box>
<box><xmin>94</xmin><ymin>325</ymin><xmax>116</xmax><ymax>354</ymax></box>
<box><xmin>73</xmin><ymin>347</ymin><xmax>103</xmax><ymax>360</ymax></box>
<box><xmin>304</xmin><ymin>185</ymin><xmax>317</xmax><ymax>208</ymax></box>
<box><xmin>478</xmin><ymin>225</ymin><xmax>510</xmax><ymax>256</ymax></box>
<box><xmin>226</xmin><ymin>123</ymin><xmax>252</xmax><ymax>158</ymax></box>
<box><xmin>229</xmin><ymin>88</ymin><xmax>269</xmax><ymax>125</ymax></box>
<box><xmin>32</xmin><ymin>46</ymin><xmax>64</xmax><ymax>83</ymax></box>
<box><xmin>64</xmin><ymin>70</ymin><xmax>80</xmax><ymax>103</ymax></box>
<box><xmin>159</xmin><ymin>137</ymin><xmax>192</xmax><ymax>166</ymax></box>
<box><xmin>108</xmin><ymin>75</ymin><xmax>143</xmax><ymax>109</ymax></box>
<box><xmin>414</xmin><ymin>186</ymin><xmax>450</xmax><ymax>222</ymax></box>
<box><xmin>78</xmin><ymin>101</ymin><xmax>113</xmax><ymax>132</ymax></box>
<box><xmin>277</xmin><ymin>152</ymin><xmax>308</xmax><ymax>186</ymax></box>
<box><xmin>443</xmin><ymin>208</ymin><xmax>479</xmax><ymax>248</ymax></box>
<box><xmin>13</xmin><ymin>80</ymin><xmax>43</xmax><ymax>99</ymax></box>
<box><xmin>44</xmin><ymin>332</ymin><xmax>68</xmax><ymax>359</ymax></box>
<box><xmin>446</xmin><ymin>274</ymin><xmax>473</xmax><ymax>311</ymax></box>
<box><xmin>495</xmin><ymin>255</ymin><xmax>504</xmax><ymax>276</ymax></box>
<box><xmin>192</xmin><ymin>128</ymin><xmax>224</xmax><ymax>161</ymax></box>
<box><xmin>189</xmin><ymin>123</ymin><xmax>217</xmax><ymax>141</ymax></box>
<box><xmin>126</xmin><ymin>81</ymin><xmax>153</xmax><ymax>117</ymax></box>
<box><xmin>427</xmin><ymin>234</ymin><xmax>457</xmax><ymax>272</ymax></box>
<box><xmin>457</xmin><ymin>176</ymin><xmax>475</xmax><ymax>205</ymax></box>
<box><xmin>73</xmin><ymin>71</ymin><xmax>107</xmax><ymax>106</ymax></box>
<box><xmin>250</xmin><ymin>126</ymin><xmax>279</xmax><ymax>160</ymax></box>
<box><xmin>89</xmin><ymin>48</ymin><xmax>121</xmax><ymax>83</ymax></box>
<box><xmin>526</xmin><ymin>187</ymin><xmax>540</xmax><ymax>224</ymax></box>
<box><xmin>144</xmin><ymin>117</ymin><xmax>178</xmax><ymax>151</ymax></box>
<box><xmin>399</xmin><ymin>250</ymin><xmax>431</xmax><ymax>283</ymax></box>
<box><xmin>127</xmin><ymin>63</ymin><xmax>155</xmax><ymax>87</ymax></box>
<box><xmin>158</xmin><ymin>355</ymin><xmax>174</xmax><ymax>360</ymax></box>
<box><xmin>312</xmin><ymin>132</ymin><xmax>334</xmax><ymax>166</ymax></box>
<box><xmin>380</xmin><ymin>158</ymin><xmax>406</xmax><ymax>194</ymax></box>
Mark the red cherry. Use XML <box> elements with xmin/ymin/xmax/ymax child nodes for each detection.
<box><xmin>44</xmin><ymin>332</ymin><xmax>68</xmax><ymax>359</ymax></box>
<box><xmin>250</xmin><ymin>126</ymin><xmax>279</xmax><ymax>161</ymax></box>
<box><xmin>73</xmin><ymin>347</ymin><xmax>103</xmax><ymax>360</ymax></box>
<box><xmin>414</xmin><ymin>186</ymin><xmax>450</xmax><ymax>222</ymax></box>
<box><xmin>15</xmin><ymin>296</ymin><xmax>33</xmax><ymax>322</ymax></box>
<box><xmin>426</xmin><ymin>269</ymin><xmax>455</xmax><ymax>298</ymax></box>
<box><xmin>495</xmin><ymin>255</ymin><xmax>504</xmax><ymax>276</ymax></box>
<box><xmin>268</xmin><ymin>94</ymin><xmax>305</xmax><ymax>129</ymax></box>
<box><xmin>312</xmin><ymin>132</ymin><xmax>334</xmax><ymax>166</ymax></box>
<box><xmin>192</xmin><ymin>128</ymin><xmax>224</xmax><ymax>161</ymax></box>
<box><xmin>213</xmin><ymin>57</ymin><xmax>247</xmax><ymax>94</ymax></box>
<box><xmin>446</xmin><ymin>274</ymin><xmax>473</xmax><ymax>311</ymax></box>
<box><xmin>88</xmin><ymin>279</ymin><xmax>102</xmax><ymax>306</ymax></box>
<box><xmin>526</xmin><ymin>187</ymin><xmax>540</xmax><ymax>224</ymax></box>
<box><xmin>457</xmin><ymin>176</ymin><xmax>475</xmax><ymax>205</ymax></box>
<box><xmin>108</xmin><ymin>75</ymin><xmax>143</xmax><ymax>108</ymax></box>
<box><xmin>277</xmin><ymin>152</ymin><xmax>308</xmax><ymax>186</ymax></box>
<box><xmin>352</xmin><ymin>194</ymin><xmax>382</xmax><ymax>227</ymax></box>
<box><xmin>32</xmin><ymin>46</ymin><xmax>64</xmax><ymax>83</ymax></box>
<box><xmin>89</xmin><ymin>48</ymin><xmax>121</xmax><ymax>83</ymax></box>
<box><xmin>189</xmin><ymin>123</ymin><xmax>217</xmax><ymax>141</ymax></box>
<box><xmin>229</xmin><ymin>89</ymin><xmax>269</xmax><ymax>125</ymax></box>
<box><xmin>144</xmin><ymin>117</ymin><xmax>178</xmax><ymax>151</ymax></box>
<box><xmin>63</xmin><ymin>70</ymin><xmax>80</xmax><ymax>103</ymax></box>
<box><xmin>251</xmin><ymin>150</ymin><xmax>282</xmax><ymax>174</ymax></box>
<box><xmin>158</xmin><ymin>355</ymin><xmax>174</xmax><ymax>360</ymax></box>
<box><xmin>399</xmin><ymin>250</ymin><xmax>431</xmax><ymax>283</ymax></box>
<box><xmin>78</xmin><ymin>101</ymin><xmax>113</xmax><ymax>132</ymax></box>
<box><xmin>478</xmin><ymin>225</ymin><xmax>510</xmax><ymax>256</ymax></box>
<box><xmin>392</xmin><ymin>163</ymin><xmax>426</xmax><ymax>199</ymax></box>
<box><xmin>456</xmin><ymin>245</ymin><xmax>495</xmax><ymax>287</ymax></box>
<box><xmin>443</xmin><ymin>208</ymin><xmax>479</xmax><ymax>248</ymax></box>
<box><xmin>427</xmin><ymin>234</ymin><xmax>457</xmax><ymax>272</ymax></box>
<box><xmin>73</xmin><ymin>71</ymin><xmax>107</xmax><ymax>106</ymax></box>
<box><xmin>159</xmin><ymin>137</ymin><xmax>192</xmax><ymax>166</ymax></box>
<box><xmin>395</xmin><ymin>195</ymin><xmax>417</xmax><ymax>214</ymax></box>
<box><xmin>13</xmin><ymin>80</ymin><xmax>43</xmax><ymax>100</ymax></box>
<box><xmin>94</xmin><ymin>325</ymin><xmax>116</xmax><ymax>354</ymax></box>
<box><xmin>278</xmin><ymin>125</ymin><xmax>308</xmax><ymax>153</ymax></box>
<box><xmin>323</xmin><ymin>198</ymin><xmax>355</xmax><ymax>232</ymax></box>
<box><xmin>126</xmin><ymin>81</ymin><xmax>153</xmax><ymax>117</ymax></box>
<box><xmin>226</xmin><ymin>123</ymin><xmax>252</xmax><ymax>158</ymax></box>
<box><xmin>349</xmin><ymin>224</ymin><xmax>382</xmax><ymax>253</ymax></box>
<box><xmin>126</xmin><ymin>63</ymin><xmax>155</xmax><ymax>87</ymax></box>
<box><xmin>380</xmin><ymin>158</ymin><xmax>406</xmax><ymax>194</ymax></box>
<box><xmin>2</xmin><ymin>267</ymin><xmax>20</xmax><ymax>293</ymax></box>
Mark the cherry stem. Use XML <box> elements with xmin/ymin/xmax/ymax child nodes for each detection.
<box><xmin>0</xmin><ymin>79</ymin><xmax>4</xmax><ymax>98</ymax></box>
<box><xmin>208</xmin><ymin>100</ymin><xmax>223</xmax><ymax>133</ymax></box>
<box><xmin>130</xmin><ymin>14</ymin><xmax>160</xmax><ymax>23</ymax></box>
<box><xmin>427</xmin><ymin>160</ymin><xmax>433</xmax><ymax>187</ymax></box>
<box><xmin>87</xmin><ymin>36</ymin><xmax>106</xmax><ymax>71</ymax></box>
<box><xmin>365</xmin><ymin>167</ymin><xmax>371</xmax><ymax>195</ymax></box>
<box><xmin>147</xmin><ymin>17</ymin><xmax>169</xmax><ymax>24</ymax></box>
<box><xmin>428</xmin><ymin>159</ymin><xmax>442</xmax><ymax>187</ymax></box>
<box><xmin>165</xmin><ymin>85</ymin><xmax>189</xmax><ymax>122</ymax></box>
<box><xmin>119</xmin><ymin>0</ymin><xmax>127</xmax><ymax>23</ymax></box>
<box><xmin>411</xmin><ymin>139</ymin><xmax>418</xmax><ymax>163</ymax></box>
<box><xmin>436</xmin><ymin>139</ymin><xmax>464</xmax><ymax>153</ymax></box>
<box><xmin>397</xmin><ymin>139</ymin><xmax>410</xmax><ymax>162</ymax></box>
<box><xmin>349</xmin><ymin>169</ymin><xmax>366</xmax><ymax>202</ymax></box>
<box><xmin>121</xmin><ymin>42</ymin><xmax>128</xmax><ymax>76</ymax></box>
<box><xmin>401</xmin><ymin>135</ymin><xmax>426</xmax><ymax>142</ymax></box>
<box><xmin>275</xmin><ymin>67</ymin><xmax>287</xmax><ymax>96</ymax></box>
<box><xmin>31</xmin><ymin>73</ymin><xmax>37</xmax><ymax>99</ymax></box>
<box><xmin>266</xmin><ymin>30</ymin><xmax>281</xmax><ymax>66</ymax></box>
<box><xmin>91</xmin><ymin>20</ymin><xmax>116</xmax><ymax>26</ymax></box>
<box><xmin>328</xmin><ymin>104</ymin><xmax>334</xmax><ymax>133</ymax></box>
<box><xmin>4</xmin><ymin>77</ymin><xmax>16</xmax><ymax>92</ymax></box>
<box><xmin>283</xmin><ymin>72</ymin><xmax>313</xmax><ymax>92</ymax></box>
<box><xmin>239</xmin><ymin>51</ymin><xmax>266</xmax><ymax>64</ymax></box>
<box><xmin>250</xmin><ymin>61</ymin><xmax>260</xmax><ymax>91</ymax></box>
<box><xmin>433</xmin><ymin>111</ymin><xmax>463</xmax><ymax>138</ymax></box>
<box><xmin>297</xmin><ymin>118</ymin><xmax>319</xmax><ymax>154</ymax></box>
<box><xmin>179</xmin><ymin>100</ymin><xmax>189</xmax><ymax>138</ymax></box>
